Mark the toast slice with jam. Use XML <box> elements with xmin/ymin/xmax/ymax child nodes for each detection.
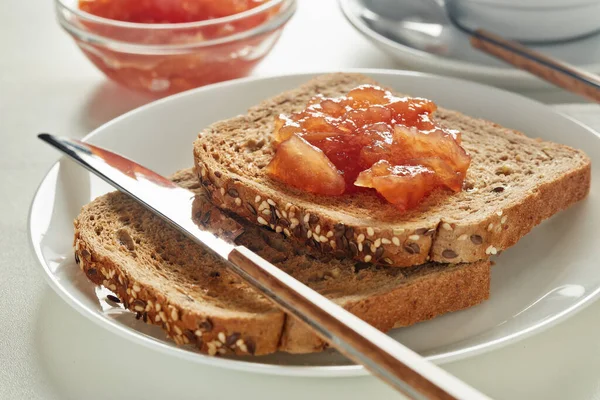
<box><xmin>193</xmin><ymin>73</ymin><xmax>591</xmax><ymax>267</ymax></box>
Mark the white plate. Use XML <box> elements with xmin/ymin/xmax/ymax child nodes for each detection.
<box><xmin>339</xmin><ymin>0</ymin><xmax>600</xmax><ymax>89</ymax></box>
<box><xmin>29</xmin><ymin>70</ymin><xmax>600</xmax><ymax>377</ymax></box>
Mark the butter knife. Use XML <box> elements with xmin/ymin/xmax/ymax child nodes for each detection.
<box><xmin>38</xmin><ymin>133</ymin><xmax>490</xmax><ymax>400</ymax></box>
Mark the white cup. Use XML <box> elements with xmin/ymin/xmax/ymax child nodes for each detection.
<box><xmin>446</xmin><ymin>0</ymin><xmax>600</xmax><ymax>42</ymax></box>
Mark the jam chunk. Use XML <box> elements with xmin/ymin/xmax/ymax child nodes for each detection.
<box><xmin>356</xmin><ymin>161</ymin><xmax>437</xmax><ymax>211</ymax></box>
<box><xmin>265</xmin><ymin>135</ymin><xmax>345</xmax><ymax>196</ymax></box>
<box><xmin>266</xmin><ymin>85</ymin><xmax>471</xmax><ymax>211</ymax></box>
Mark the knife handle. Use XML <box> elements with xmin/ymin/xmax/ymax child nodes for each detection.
<box><xmin>470</xmin><ymin>29</ymin><xmax>600</xmax><ymax>103</ymax></box>
<box><xmin>228</xmin><ymin>247</ymin><xmax>490</xmax><ymax>400</ymax></box>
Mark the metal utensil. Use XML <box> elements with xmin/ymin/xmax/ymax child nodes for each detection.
<box><xmin>469</xmin><ymin>29</ymin><xmax>600</xmax><ymax>103</ymax></box>
<box><xmin>349</xmin><ymin>0</ymin><xmax>600</xmax><ymax>102</ymax></box>
<box><xmin>38</xmin><ymin>133</ymin><xmax>491</xmax><ymax>400</ymax></box>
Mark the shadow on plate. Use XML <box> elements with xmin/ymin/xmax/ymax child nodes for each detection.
<box><xmin>79</xmin><ymin>81</ymin><xmax>160</xmax><ymax>133</ymax></box>
<box><xmin>33</xmin><ymin>288</ymin><xmax>392</xmax><ymax>400</ymax></box>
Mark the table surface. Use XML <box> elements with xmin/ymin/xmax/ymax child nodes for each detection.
<box><xmin>3</xmin><ymin>1</ymin><xmax>600</xmax><ymax>399</ymax></box>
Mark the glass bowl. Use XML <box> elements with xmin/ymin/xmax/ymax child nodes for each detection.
<box><xmin>55</xmin><ymin>0</ymin><xmax>296</xmax><ymax>94</ymax></box>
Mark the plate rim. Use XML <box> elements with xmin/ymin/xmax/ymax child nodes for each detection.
<box><xmin>28</xmin><ymin>69</ymin><xmax>600</xmax><ymax>377</ymax></box>
<box><xmin>338</xmin><ymin>0</ymin><xmax>600</xmax><ymax>85</ymax></box>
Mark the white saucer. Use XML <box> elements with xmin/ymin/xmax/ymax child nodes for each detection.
<box><xmin>340</xmin><ymin>0</ymin><xmax>600</xmax><ymax>89</ymax></box>
<box><xmin>29</xmin><ymin>70</ymin><xmax>600</xmax><ymax>377</ymax></box>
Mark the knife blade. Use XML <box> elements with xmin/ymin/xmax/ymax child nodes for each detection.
<box><xmin>39</xmin><ymin>133</ymin><xmax>490</xmax><ymax>400</ymax></box>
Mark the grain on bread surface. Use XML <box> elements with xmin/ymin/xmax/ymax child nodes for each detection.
<box><xmin>73</xmin><ymin>168</ymin><xmax>490</xmax><ymax>356</ymax></box>
<box><xmin>194</xmin><ymin>73</ymin><xmax>591</xmax><ymax>267</ymax></box>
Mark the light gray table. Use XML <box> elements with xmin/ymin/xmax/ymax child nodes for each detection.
<box><xmin>2</xmin><ymin>1</ymin><xmax>600</xmax><ymax>399</ymax></box>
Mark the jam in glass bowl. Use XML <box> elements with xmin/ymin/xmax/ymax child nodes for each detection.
<box><xmin>55</xmin><ymin>0</ymin><xmax>296</xmax><ymax>94</ymax></box>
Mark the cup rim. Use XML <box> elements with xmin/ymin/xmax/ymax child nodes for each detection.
<box><xmin>448</xmin><ymin>0</ymin><xmax>600</xmax><ymax>10</ymax></box>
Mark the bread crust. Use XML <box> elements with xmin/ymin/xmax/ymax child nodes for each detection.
<box><xmin>194</xmin><ymin>73</ymin><xmax>591</xmax><ymax>267</ymax></box>
<box><xmin>279</xmin><ymin>261</ymin><xmax>490</xmax><ymax>353</ymax></box>
<box><xmin>73</xmin><ymin>168</ymin><xmax>490</xmax><ymax>356</ymax></box>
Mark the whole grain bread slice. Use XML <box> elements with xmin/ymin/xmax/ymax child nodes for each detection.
<box><xmin>73</xmin><ymin>168</ymin><xmax>490</xmax><ymax>356</ymax></box>
<box><xmin>194</xmin><ymin>73</ymin><xmax>591</xmax><ymax>267</ymax></box>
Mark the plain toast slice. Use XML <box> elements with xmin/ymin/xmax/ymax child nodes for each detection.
<box><xmin>194</xmin><ymin>73</ymin><xmax>591</xmax><ymax>267</ymax></box>
<box><xmin>73</xmin><ymin>168</ymin><xmax>490</xmax><ymax>356</ymax></box>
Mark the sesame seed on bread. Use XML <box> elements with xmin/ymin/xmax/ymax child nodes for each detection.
<box><xmin>193</xmin><ymin>73</ymin><xmax>591</xmax><ymax>267</ymax></box>
<box><xmin>73</xmin><ymin>168</ymin><xmax>490</xmax><ymax>356</ymax></box>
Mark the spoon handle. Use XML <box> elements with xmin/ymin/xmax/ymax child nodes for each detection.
<box><xmin>470</xmin><ymin>29</ymin><xmax>600</xmax><ymax>103</ymax></box>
